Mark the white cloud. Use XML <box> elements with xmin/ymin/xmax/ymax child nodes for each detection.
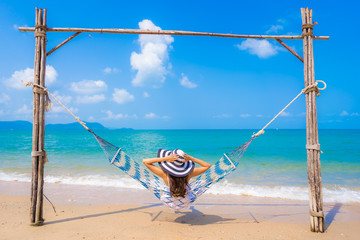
<box><xmin>104</xmin><ymin>110</ymin><xmax>137</xmax><ymax>120</ymax></box>
<box><xmin>340</xmin><ymin>110</ymin><xmax>349</xmax><ymax>116</ymax></box>
<box><xmin>130</xmin><ymin>19</ymin><xmax>174</xmax><ymax>87</ymax></box>
<box><xmin>213</xmin><ymin>114</ymin><xmax>232</xmax><ymax>119</ymax></box>
<box><xmin>50</xmin><ymin>106</ymin><xmax>78</xmax><ymax>114</ymax></box>
<box><xmin>297</xmin><ymin>112</ymin><xmax>306</xmax><ymax>117</ymax></box>
<box><xmin>236</xmin><ymin>39</ymin><xmax>281</xmax><ymax>59</ymax></box>
<box><xmin>103</xmin><ymin>67</ymin><xmax>119</xmax><ymax>74</ymax></box>
<box><xmin>340</xmin><ymin>110</ymin><xmax>359</xmax><ymax>116</ymax></box>
<box><xmin>16</xmin><ymin>104</ymin><xmax>32</xmax><ymax>114</ymax></box>
<box><xmin>280</xmin><ymin>111</ymin><xmax>291</xmax><ymax>117</ymax></box>
<box><xmin>71</xmin><ymin>80</ymin><xmax>107</xmax><ymax>94</ymax></box>
<box><xmin>0</xmin><ymin>93</ymin><xmax>10</xmax><ymax>103</ymax></box>
<box><xmin>88</xmin><ymin>116</ymin><xmax>95</xmax><ymax>121</ymax></box>
<box><xmin>53</xmin><ymin>91</ymin><xmax>72</xmax><ymax>105</ymax></box>
<box><xmin>13</xmin><ymin>24</ymin><xmax>27</xmax><ymax>30</ymax></box>
<box><xmin>0</xmin><ymin>110</ymin><xmax>3</xmax><ymax>115</ymax></box>
<box><xmin>144</xmin><ymin>112</ymin><xmax>169</xmax><ymax>119</ymax></box>
<box><xmin>76</xmin><ymin>94</ymin><xmax>105</xmax><ymax>104</ymax></box>
<box><xmin>4</xmin><ymin>65</ymin><xmax>58</xmax><ymax>89</ymax></box>
<box><xmin>145</xmin><ymin>112</ymin><xmax>156</xmax><ymax>119</ymax></box>
<box><xmin>256</xmin><ymin>114</ymin><xmax>263</xmax><ymax>118</ymax></box>
<box><xmin>180</xmin><ymin>73</ymin><xmax>197</xmax><ymax>88</ymax></box>
<box><xmin>143</xmin><ymin>92</ymin><xmax>150</xmax><ymax>98</ymax></box>
<box><xmin>112</xmin><ymin>88</ymin><xmax>135</xmax><ymax>104</ymax></box>
<box><xmin>240</xmin><ymin>113</ymin><xmax>251</xmax><ymax>118</ymax></box>
<box><xmin>266</xmin><ymin>24</ymin><xmax>284</xmax><ymax>34</ymax></box>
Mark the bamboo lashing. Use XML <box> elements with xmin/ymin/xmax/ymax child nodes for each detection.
<box><xmin>22</xmin><ymin>81</ymin><xmax>92</xmax><ymax>133</ymax></box>
<box><xmin>18</xmin><ymin>27</ymin><xmax>330</xmax><ymax>40</ymax></box>
<box><xmin>31</xmin><ymin>150</ymin><xmax>48</xmax><ymax>163</ymax></box>
<box><xmin>252</xmin><ymin>80</ymin><xmax>326</xmax><ymax>138</ymax></box>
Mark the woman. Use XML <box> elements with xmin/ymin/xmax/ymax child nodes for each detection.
<box><xmin>143</xmin><ymin>149</ymin><xmax>211</xmax><ymax>210</ymax></box>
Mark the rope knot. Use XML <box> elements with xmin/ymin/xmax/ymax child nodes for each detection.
<box><xmin>301</xmin><ymin>22</ymin><xmax>318</xmax><ymax>38</ymax></box>
<box><xmin>302</xmin><ymin>80</ymin><xmax>327</xmax><ymax>96</ymax></box>
<box><xmin>35</xmin><ymin>24</ymin><xmax>47</xmax><ymax>30</ymax></box>
<box><xmin>21</xmin><ymin>80</ymin><xmax>33</xmax><ymax>87</ymax></box>
<box><xmin>301</xmin><ymin>22</ymin><xmax>318</xmax><ymax>31</ymax></box>
<box><xmin>35</xmin><ymin>32</ymin><xmax>46</xmax><ymax>38</ymax></box>
<box><xmin>252</xmin><ymin>130</ymin><xmax>264</xmax><ymax>138</ymax></box>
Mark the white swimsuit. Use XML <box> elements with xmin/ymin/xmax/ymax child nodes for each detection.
<box><xmin>159</xmin><ymin>175</ymin><xmax>196</xmax><ymax>211</ymax></box>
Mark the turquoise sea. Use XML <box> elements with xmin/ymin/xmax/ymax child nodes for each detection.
<box><xmin>1</xmin><ymin>129</ymin><xmax>359</xmax><ymax>202</ymax></box>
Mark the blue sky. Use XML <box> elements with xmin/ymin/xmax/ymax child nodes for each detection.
<box><xmin>0</xmin><ymin>0</ymin><xmax>359</xmax><ymax>129</ymax></box>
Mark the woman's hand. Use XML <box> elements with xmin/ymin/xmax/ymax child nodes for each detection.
<box><xmin>183</xmin><ymin>153</ymin><xmax>191</xmax><ymax>162</ymax></box>
<box><xmin>165</xmin><ymin>154</ymin><xmax>180</xmax><ymax>162</ymax></box>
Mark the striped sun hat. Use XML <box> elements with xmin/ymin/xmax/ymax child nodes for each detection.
<box><xmin>157</xmin><ymin>149</ymin><xmax>195</xmax><ymax>177</ymax></box>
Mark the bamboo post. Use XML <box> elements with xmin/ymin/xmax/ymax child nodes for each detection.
<box><xmin>301</xmin><ymin>8</ymin><xmax>324</xmax><ymax>232</ymax></box>
<box><xmin>30</xmin><ymin>8</ymin><xmax>47</xmax><ymax>226</ymax></box>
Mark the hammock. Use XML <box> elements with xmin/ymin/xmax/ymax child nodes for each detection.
<box><xmin>94</xmin><ymin>132</ymin><xmax>252</xmax><ymax>207</ymax></box>
<box><xmin>22</xmin><ymin>80</ymin><xmax>325</xmax><ymax>209</ymax></box>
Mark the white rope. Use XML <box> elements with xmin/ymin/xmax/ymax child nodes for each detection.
<box><xmin>22</xmin><ymin>81</ymin><xmax>91</xmax><ymax>132</ymax></box>
<box><xmin>252</xmin><ymin>80</ymin><xmax>326</xmax><ymax>138</ymax></box>
<box><xmin>21</xmin><ymin>79</ymin><xmax>326</xmax><ymax>139</ymax></box>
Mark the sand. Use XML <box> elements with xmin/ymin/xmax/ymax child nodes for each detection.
<box><xmin>1</xmin><ymin>181</ymin><xmax>360</xmax><ymax>240</ymax></box>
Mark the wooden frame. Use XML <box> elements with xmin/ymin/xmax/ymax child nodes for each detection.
<box><xmin>20</xmin><ymin>7</ymin><xmax>327</xmax><ymax>232</ymax></box>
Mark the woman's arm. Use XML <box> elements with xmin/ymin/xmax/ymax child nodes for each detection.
<box><xmin>142</xmin><ymin>154</ymin><xmax>178</xmax><ymax>178</ymax></box>
<box><xmin>184</xmin><ymin>153</ymin><xmax>211</xmax><ymax>179</ymax></box>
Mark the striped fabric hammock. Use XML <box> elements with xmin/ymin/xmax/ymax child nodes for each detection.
<box><xmin>93</xmin><ymin>132</ymin><xmax>252</xmax><ymax>209</ymax></box>
<box><xmin>21</xmin><ymin>80</ymin><xmax>325</xmax><ymax>210</ymax></box>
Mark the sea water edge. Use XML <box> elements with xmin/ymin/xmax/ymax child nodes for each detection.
<box><xmin>0</xmin><ymin>129</ymin><xmax>359</xmax><ymax>203</ymax></box>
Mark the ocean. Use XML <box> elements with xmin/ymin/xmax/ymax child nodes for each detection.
<box><xmin>1</xmin><ymin>129</ymin><xmax>359</xmax><ymax>203</ymax></box>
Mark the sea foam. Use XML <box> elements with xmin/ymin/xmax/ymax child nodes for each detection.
<box><xmin>1</xmin><ymin>171</ymin><xmax>359</xmax><ymax>203</ymax></box>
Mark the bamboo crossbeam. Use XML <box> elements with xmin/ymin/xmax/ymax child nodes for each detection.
<box><xmin>276</xmin><ymin>39</ymin><xmax>304</xmax><ymax>63</ymax></box>
<box><xmin>47</xmin><ymin>32</ymin><xmax>81</xmax><ymax>56</ymax></box>
<box><xmin>19</xmin><ymin>27</ymin><xmax>330</xmax><ymax>40</ymax></box>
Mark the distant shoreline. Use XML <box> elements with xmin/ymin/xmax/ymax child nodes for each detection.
<box><xmin>1</xmin><ymin>121</ymin><xmax>359</xmax><ymax>130</ymax></box>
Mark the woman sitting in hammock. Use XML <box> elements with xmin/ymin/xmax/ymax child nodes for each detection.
<box><xmin>143</xmin><ymin>149</ymin><xmax>211</xmax><ymax>210</ymax></box>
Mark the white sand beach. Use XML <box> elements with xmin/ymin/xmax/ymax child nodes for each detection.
<box><xmin>1</xmin><ymin>181</ymin><xmax>359</xmax><ymax>240</ymax></box>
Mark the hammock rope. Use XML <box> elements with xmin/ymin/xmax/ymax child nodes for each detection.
<box><xmin>252</xmin><ymin>80</ymin><xmax>326</xmax><ymax>138</ymax></box>
<box><xmin>22</xmin><ymin>79</ymin><xmax>326</xmax><ymax>209</ymax></box>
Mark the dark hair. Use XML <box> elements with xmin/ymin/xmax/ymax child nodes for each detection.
<box><xmin>169</xmin><ymin>175</ymin><xmax>188</xmax><ymax>198</ymax></box>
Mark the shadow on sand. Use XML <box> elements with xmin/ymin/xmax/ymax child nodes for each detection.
<box><xmin>325</xmin><ymin>203</ymin><xmax>342</xmax><ymax>230</ymax></box>
<box><xmin>172</xmin><ymin>206</ymin><xmax>235</xmax><ymax>225</ymax></box>
<box><xmin>44</xmin><ymin>201</ymin><xmax>317</xmax><ymax>226</ymax></box>
<box><xmin>44</xmin><ymin>203</ymin><xmax>162</xmax><ymax>225</ymax></box>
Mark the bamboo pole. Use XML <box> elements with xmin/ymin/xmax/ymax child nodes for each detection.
<box><xmin>301</xmin><ymin>8</ymin><xmax>324</xmax><ymax>233</ymax></box>
<box><xmin>47</xmin><ymin>32</ymin><xmax>81</xmax><ymax>56</ymax></box>
<box><xmin>18</xmin><ymin>27</ymin><xmax>330</xmax><ymax>40</ymax></box>
<box><xmin>275</xmin><ymin>39</ymin><xmax>304</xmax><ymax>62</ymax></box>
<box><xmin>30</xmin><ymin>7</ymin><xmax>40</xmax><ymax>224</ymax></box>
<box><xmin>30</xmin><ymin>8</ymin><xmax>47</xmax><ymax>226</ymax></box>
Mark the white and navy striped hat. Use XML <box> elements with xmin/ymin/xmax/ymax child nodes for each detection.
<box><xmin>157</xmin><ymin>149</ymin><xmax>195</xmax><ymax>177</ymax></box>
